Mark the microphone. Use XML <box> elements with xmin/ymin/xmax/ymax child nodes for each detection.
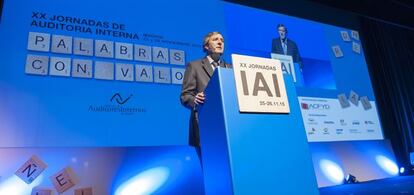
<box><xmin>222</xmin><ymin>57</ymin><xmax>228</xmax><ymax>68</ymax></box>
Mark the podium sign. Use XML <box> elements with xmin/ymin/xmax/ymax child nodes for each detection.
<box><xmin>232</xmin><ymin>54</ymin><xmax>290</xmax><ymax>113</ymax></box>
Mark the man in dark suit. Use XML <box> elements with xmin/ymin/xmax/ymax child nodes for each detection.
<box><xmin>271</xmin><ymin>24</ymin><xmax>303</xmax><ymax>71</ymax></box>
<box><xmin>180</xmin><ymin>31</ymin><xmax>231</xmax><ymax>148</ymax></box>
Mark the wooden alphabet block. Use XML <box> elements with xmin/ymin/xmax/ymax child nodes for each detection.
<box><xmin>31</xmin><ymin>187</ymin><xmax>54</xmax><ymax>195</ymax></box>
<box><xmin>50</xmin><ymin>166</ymin><xmax>77</xmax><ymax>193</ymax></box>
<box><xmin>15</xmin><ymin>155</ymin><xmax>47</xmax><ymax>184</ymax></box>
<box><xmin>74</xmin><ymin>187</ymin><xmax>93</xmax><ymax>195</ymax></box>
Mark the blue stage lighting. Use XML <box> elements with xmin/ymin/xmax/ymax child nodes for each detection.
<box><xmin>319</xmin><ymin>159</ymin><xmax>344</xmax><ymax>184</ymax></box>
<box><xmin>114</xmin><ymin>166</ymin><xmax>170</xmax><ymax>195</ymax></box>
<box><xmin>375</xmin><ymin>155</ymin><xmax>399</xmax><ymax>176</ymax></box>
<box><xmin>399</xmin><ymin>167</ymin><xmax>405</xmax><ymax>174</ymax></box>
<box><xmin>0</xmin><ymin>175</ymin><xmax>43</xmax><ymax>195</ymax></box>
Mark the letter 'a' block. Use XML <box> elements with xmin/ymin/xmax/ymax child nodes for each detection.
<box><xmin>31</xmin><ymin>187</ymin><xmax>54</xmax><ymax>195</ymax></box>
<box><xmin>152</xmin><ymin>47</ymin><xmax>169</xmax><ymax>64</ymax></box>
<box><xmin>15</xmin><ymin>155</ymin><xmax>47</xmax><ymax>184</ymax></box>
<box><xmin>74</xmin><ymin>187</ymin><xmax>93</xmax><ymax>195</ymax></box>
<box><xmin>135</xmin><ymin>64</ymin><xmax>153</xmax><ymax>82</ymax></box>
<box><xmin>50</xmin><ymin>166</ymin><xmax>77</xmax><ymax>193</ymax></box>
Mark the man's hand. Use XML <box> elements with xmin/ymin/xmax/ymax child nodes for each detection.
<box><xmin>194</xmin><ymin>92</ymin><xmax>205</xmax><ymax>105</ymax></box>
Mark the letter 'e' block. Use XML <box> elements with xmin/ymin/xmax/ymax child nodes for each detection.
<box><xmin>15</xmin><ymin>155</ymin><xmax>47</xmax><ymax>184</ymax></box>
<box><xmin>74</xmin><ymin>187</ymin><xmax>93</xmax><ymax>195</ymax></box>
<box><xmin>50</xmin><ymin>167</ymin><xmax>77</xmax><ymax>193</ymax></box>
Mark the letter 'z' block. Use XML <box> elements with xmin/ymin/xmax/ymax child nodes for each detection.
<box><xmin>50</xmin><ymin>167</ymin><xmax>77</xmax><ymax>193</ymax></box>
<box><xmin>15</xmin><ymin>155</ymin><xmax>47</xmax><ymax>184</ymax></box>
<box><xmin>31</xmin><ymin>187</ymin><xmax>54</xmax><ymax>195</ymax></box>
<box><xmin>75</xmin><ymin>187</ymin><xmax>93</xmax><ymax>195</ymax></box>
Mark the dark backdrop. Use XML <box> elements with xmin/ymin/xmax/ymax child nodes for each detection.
<box><xmin>360</xmin><ymin>18</ymin><xmax>414</xmax><ymax>172</ymax></box>
<box><xmin>0</xmin><ymin>0</ymin><xmax>4</xmax><ymax>22</ymax></box>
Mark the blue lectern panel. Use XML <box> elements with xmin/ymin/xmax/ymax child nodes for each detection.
<box><xmin>199</xmin><ymin>68</ymin><xmax>319</xmax><ymax>195</ymax></box>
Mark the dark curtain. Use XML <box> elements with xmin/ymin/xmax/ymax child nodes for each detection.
<box><xmin>360</xmin><ymin>18</ymin><xmax>414</xmax><ymax>170</ymax></box>
<box><xmin>0</xmin><ymin>0</ymin><xmax>3</xmax><ymax>22</ymax></box>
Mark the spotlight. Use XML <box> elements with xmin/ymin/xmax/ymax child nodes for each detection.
<box><xmin>319</xmin><ymin>159</ymin><xmax>344</xmax><ymax>184</ymax></box>
<box><xmin>399</xmin><ymin>167</ymin><xmax>405</xmax><ymax>174</ymax></box>
<box><xmin>344</xmin><ymin>174</ymin><xmax>358</xmax><ymax>184</ymax></box>
<box><xmin>114</xmin><ymin>166</ymin><xmax>170</xmax><ymax>195</ymax></box>
<box><xmin>375</xmin><ymin>155</ymin><xmax>399</xmax><ymax>175</ymax></box>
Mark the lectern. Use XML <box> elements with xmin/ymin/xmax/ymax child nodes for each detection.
<box><xmin>199</xmin><ymin>67</ymin><xmax>319</xmax><ymax>195</ymax></box>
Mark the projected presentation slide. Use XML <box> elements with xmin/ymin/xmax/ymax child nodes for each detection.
<box><xmin>0</xmin><ymin>0</ymin><xmax>226</xmax><ymax>147</ymax></box>
<box><xmin>0</xmin><ymin>0</ymin><xmax>384</xmax><ymax>146</ymax></box>
<box><xmin>223</xmin><ymin>2</ymin><xmax>384</xmax><ymax>142</ymax></box>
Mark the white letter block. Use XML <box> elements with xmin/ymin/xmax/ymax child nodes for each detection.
<box><xmin>72</xmin><ymin>59</ymin><xmax>93</xmax><ymax>78</ymax></box>
<box><xmin>171</xmin><ymin>68</ymin><xmax>185</xmax><ymax>84</ymax></box>
<box><xmin>51</xmin><ymin>35</ymin><xmax>72</xmax><ymax>54</ymax></box>
<box><xmin>134</xmin><ymin>44</ymin><xmax>152</xmax><ymax>62</ymax></box>
<box><xmin>116</xmin><ymin>63</ymin><xmax>134</xmax><ymax>82</ymax></box>
<box><xmin>25</xmin><ymin>54</ymin><xmax>49</xmax><ymax>75</ymax></box>
<box><xmin>74</xmin><ymin>38</ymin><xmax>93</xmax><ymax>56</ymax></box>
<box><xmin>95</xmin><ymin>40</ymin><xmax>114</xmax><ymax>58</ymax></box>
<box><xmin>170</xmin><ymin>49</ymin><xmax>185</xmax><ymax>65</ymax></box>
<box><xmin>15</xmin><ymin>155</ymin><xmax>47</xmax><ymax>184</ymax></box>
<box><xmin>135</xmin><ymin>64</ymin><xmax>153</xmax><ymax>82</ymax></box>
<box><xmin>152</xmin><ymin>47</ymin><xmax>169</xmax><ymax>64</ymax></box>
<box><xmin>95</xmin><ymin>61</ymin><xmax>114</xmax><ymax>80</ymax></box>
<box><xmin>115</xmin><ymin>42</ymin><xmax>133</xmax><ymax>60</ymax></box>
<box><xmin>27</xmin><ymin>32</ymin><xmax>50</xmax><ymax>52</ymax></box>
<box><xmin>154</xmin><ymin>66</ymin><xmax>171</xmax><ymax>84</ymax></box>
<box><xmin>50</xmin><ymin>57</ymin><xmax>71</xmax><ymax>77</ymax></box>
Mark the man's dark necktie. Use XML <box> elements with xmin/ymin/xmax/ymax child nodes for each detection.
<box><xmin>212</xmin><ymin>61</ymin><xmax>219</xmax><ymax>68</ymax></box>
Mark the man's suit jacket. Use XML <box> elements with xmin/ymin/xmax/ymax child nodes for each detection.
<box><xmin>271</xmin><ymin>38</ymin><xmax>303</xmax><ymax>69</ymax></box>
<box><xmin>180</xmin><ymin>57</ymin><xmax>231</xmax><ymax>147</ymax></box>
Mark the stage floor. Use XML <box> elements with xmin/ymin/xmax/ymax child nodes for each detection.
<box><xmin>320</xmin><ymin>175</ymin><xmax>414</xmax><ymax>195</ymax></box>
